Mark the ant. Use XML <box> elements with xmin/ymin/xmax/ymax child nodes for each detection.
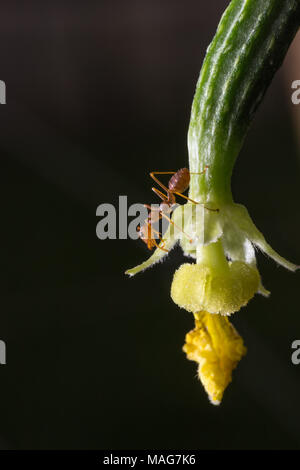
<box><xmin>138</xmin><ymin>167</ymin><xmax>214</xmax><ymax>252</ymax></box>
<box><xmin>137</xmin><ymin>217</ymin><xmax>168</xmax><ymax>252</ymax></box>
<box><xmin>137</xmin><ymin>200</ymin><xmax>192</xmax><ymax>252</ymax></box>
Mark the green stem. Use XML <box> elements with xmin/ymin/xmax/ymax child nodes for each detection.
<box><xmin>188</xmin><ymin>0</ymin><xmax>300</xmax><ymax>205</ymax></box>
<box><xmin>196</xmin><ymin>240</ymin><xmax>229</xmax><ymax>272</ymax></box>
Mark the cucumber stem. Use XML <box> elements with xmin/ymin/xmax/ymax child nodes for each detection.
<box><xmin>196</xmin><ymin>240</ymin><xmax>229</xmax><ymax>273</ymax></box>
<box><xmin>188</xmin><ymin>0</ymin><xmax>300</xmax><ymax>205</ymax></box>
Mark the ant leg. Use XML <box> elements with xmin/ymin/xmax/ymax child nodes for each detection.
<box><xmin>150</xmin><ymin>226</ymin><xmax>162</xmax><ymax>238</ymax></box>
<box><xmin>146</xmin><ymin>225</ymin><xmax>169</xmax><ymax>252</ymax></box>
<box><xmin>146</xmin><ymin>202</ymin><xmax>194</xmax><ymax>244</ymax></box>
<box><xmin>150</xmin><ymin>172</ymin><xmax>177</xmax><ymax>175</ymax></box>
<box><xmin>146</xmin><ymin>199</ymin><xmax>191</xmax><ymax>240</ymax></box>
<box><xmin>153</xmin><ymin>238</ymin><xmax>169</xmax><ymax>252</ymax></box>
<box><xmin>172</xmin><ymin>192</ymin><xmax>199</xmax><ymax>204</ymax></box>
<box><xmin>173</xmin><ymin>191</ymin><xmax>219</xmax><ymax>212</ymax></box>
<box><xmin>159</xmin><ymin>211</ymin><xmax>193</xmax><ymax>243</ymax></box>
<box><xmin>189</xmin><ymin>165</ymin><xmax>210</xmax><ymax>175</ymax></box>
<box><xmin>151</xmin><ymin>188</ymin><xmax>170</xmax><ymax>204</ymax></box>
<box><xmin>142</xmin><ymin>217</ymin><xmax>164</xmax><ymax>241</ymax></box>
<box><xmin>149</xmin><ymin>172</ymin><xmax>176</xmax><ymax>200</ymax></box>
<box><xmin>144</xmin><ymin>203</ymin><xmax>161</xmax><ymax>210</ymax></box>
<box><xmin>144</xmin><ymin>203</ymin><xmax>163</xmax><ymax>224</ymax></box>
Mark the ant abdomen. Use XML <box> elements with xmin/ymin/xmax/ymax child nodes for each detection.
<box><xmin>168</xmin><ymin>168</ymin><xmax>190</xmax><ymax>194</ymax></box>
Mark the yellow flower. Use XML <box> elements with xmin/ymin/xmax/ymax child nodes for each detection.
<box><xmin>126</xmin><ymin>201</ymin><xmax>298</xmax><ymax>404</ymax></box>
<box><xmin>171</xmin><ymin>241</ymin><xmax>260</xmax><ymax>315</ymax></box>
<box><xmin>184</xmin><ymin>311</ymin><xmax>246</xmax><ymax>404</ymax></box>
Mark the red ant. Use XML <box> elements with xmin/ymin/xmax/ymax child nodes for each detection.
<box><xmin>137</xmin><ymin>218</ymin><xmax>168</xmax><ymax>252</ymax></box>
<box><xmin>138</xmin><ymin>167</ymin><xmax>212</xmax><ymax>252</ymax></box>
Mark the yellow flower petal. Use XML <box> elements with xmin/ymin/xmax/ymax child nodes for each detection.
<box><xmin>184</xmin><ymin>312</ymin><xmax>246</xmax><ymax>404</ymax></box>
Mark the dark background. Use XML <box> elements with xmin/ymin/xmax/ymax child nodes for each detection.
<box><xmin>0</xmin><ymin>0</ymin><xmax>299</xmax><ymax>450</ymax></box>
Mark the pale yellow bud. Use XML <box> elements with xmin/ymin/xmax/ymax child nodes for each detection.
<box><xmin>171</xmin><ymin>261</ymin><xmax>260</xmax><ymax>315</ymax></box>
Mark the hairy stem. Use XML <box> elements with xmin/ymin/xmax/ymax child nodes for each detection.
<box><xmin>188</xmin><ymin>0</ymin><xmax>300</xmax><ymax>204</ymax></box>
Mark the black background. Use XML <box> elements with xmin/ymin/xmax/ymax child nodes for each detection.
<box><xmin>0</xmin><ymin>0</ymin><xmax>299</xmax><ymax>450</ymax></box>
